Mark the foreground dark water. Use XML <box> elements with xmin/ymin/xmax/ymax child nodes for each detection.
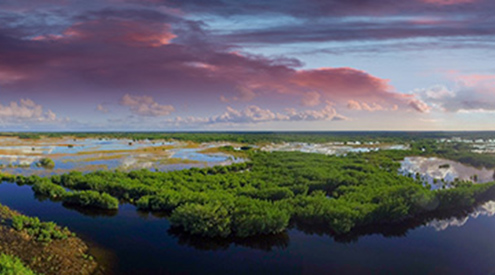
<box><xmin>1</xmin><ymin>182</ymin><xmax>495</xmax><ymax>274</ymax></box>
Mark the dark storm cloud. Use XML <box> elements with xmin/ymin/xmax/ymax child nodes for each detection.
<box><xmin>2</xmin><ymin>0</ymin><xmax>494</xmax><ymax>46</ymax></box>
<box><xmin>135</xmin><ymin>0</ymin><xmax>495</xmax><ymax>46</ymax></box>
<box><xmin>218</xmin><ymin>18</ymin><xmax>495</xmax><ymax>44</ymax></box>
<box><xmin>150</xmin><ymin>0</ymin><xmax>489</xmax><ymax>17</ymax></box>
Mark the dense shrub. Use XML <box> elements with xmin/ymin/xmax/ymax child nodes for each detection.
<box><xmin>136</xmin><ymin>192</ymin><xmax>182</xmax><ymax>211</ymax></box>
<box><xmin>239</xmin><ymin>187</ymin><xmax>294</xmax><ymax>201</ymax></box>
<box><xmin>32</xmin><ymin>180</ymin><xmax>67</xmax><ymax>199</ymax></box>
<box><xmin>63</xmin><ymin>191</ymin><xmax>119</xmax><ymax>210</ymax></box>
<box><xmin>170</xmin><ymin>202</ymin><xmax>232</xmax><ymax>238</ymax></box>
<box><xmin>231</xmin><ymin>198</ymin><xmax>290</xmax><ymax>237</ymax></box>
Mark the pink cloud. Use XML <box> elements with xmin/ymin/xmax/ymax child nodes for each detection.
<box><xmin>292</xmin><ymin>68</ymin><xmax>391</xmax><ymax>95</ymax></box>
<box><xmin>408</xmin><ymin>99</ymin><xmax>432</xmax><ymax>113</ymax></box>
<box><xmin>258</xmin><ymin>67</ymin><xmax>421</xmax><ymax>112</ymax></box>
<box><xmin>422</xmin><ymin>0</ymin><xmax>477</xmax><ymax>5</ymax></box>
<box><xmin>300</xmin><ymin>91</ymin><xmax>321</xmax><ymax>107</ymax></box>
<box><xmin>96</xmin><ymin>104</ymin><xmax>109</xmax><ymax>113</ymax></box>
<box><xmin>0</xmin><ymin>15</ymin><xmax>427</xmax><ymax>116</ymax></box>
<box><xmin>347</xmin><ymin>100</ymin><xmax>362</xmax><ymax>110</ymax></box>
<box><xmin>220</xmin><ymin>87</ymin><xmax>256</xmax><ymax>103</ymax></box>
<box><xmin>0</xmin><ymin>70</ymin><xmax>25</xmax><ymax>84</ymax></box>
<box><xmin>47</xmin><ymin>19</ymin><xmax>176</xmax><ymax>47</ymax></box>
<box><xmin>409</xmin><ymin>17</ymin><xmax>446</xmax><ymax>25</ymax></box>
<box><xmin>457</xmin><ymin>74</ymin><xmax>495</xmax><ymax>87</ymax></box>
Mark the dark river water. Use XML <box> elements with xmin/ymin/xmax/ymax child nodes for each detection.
<box><xmin>1</xmin><ymin>182</ymin><xmax>495</xmax><ymax>275</ymax></box>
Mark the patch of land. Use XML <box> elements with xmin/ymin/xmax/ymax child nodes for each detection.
<box><xmin>0</xmin><ymin>204</ymin><xmax>100</xmax><ymax>275</ymax></box>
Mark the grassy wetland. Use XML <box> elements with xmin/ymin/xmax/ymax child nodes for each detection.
<box><xmin>1</xmin><ymin>132</ymin><xmax>495</xmax><ymax>274</ymax></box>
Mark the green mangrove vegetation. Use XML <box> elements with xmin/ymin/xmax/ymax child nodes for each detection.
<box><xmin>0</xmin><ymin>253</ymin><xmax>37</xmax><ymax>275</ymax></box>
<box><xmin>2</xmin><ymin>146</ymin><xmax>495</xmax><ymax>238</ymax></box>
<box><xmin>11</xmin><ymin>215</ymin><xmax>72</xmax><ymax>243</ymax></box>
<box><xmin>63</xmin><ymin>191</ymin><xmax>119</xmax><ymax>210</ymax></box>
<box><xmin>0</xmin><ymin>200</ymin><xmax>72</xmax><ymax>243</ymax></box>
<box><xmin>1</xmin><ymin>175</ymin><xmax>119</xmax><ymax>210</ymax></box>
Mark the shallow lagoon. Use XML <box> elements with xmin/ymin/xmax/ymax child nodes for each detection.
<box><xmin>0</xmin><ymin>137</ymin><xmax>241</xmax><ymax>176</ymax></box>
<box><xmin>262</xmin><ymin>142</ymin><xmax>408</xmax><ymax>155</ymax></box>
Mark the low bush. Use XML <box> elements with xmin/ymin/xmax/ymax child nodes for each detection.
<box><xmin>36</xmin><ymin>158</ymin><xmax>55</xmax><ymax>169</ymax></box>
<box><xmin>11</xmin><ymin>215</ymin><xmax>71</xmax><ymax>243</ymax></box>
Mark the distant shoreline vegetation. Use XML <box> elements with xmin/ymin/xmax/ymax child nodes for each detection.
<box><xmin>3</xmin><ymin>131</ymin><xmax>495</xmax><ymax>144</ymax></box>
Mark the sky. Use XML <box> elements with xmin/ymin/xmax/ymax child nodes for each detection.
<box><xmin>1</xmin><ymin>0</ymin><xmax>495</xmax><ymax>131</ymax></box>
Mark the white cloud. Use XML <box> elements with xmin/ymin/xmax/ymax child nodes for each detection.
<box><xmin>0</xmin><ymin>98</ymin><xmax>59</xmax><ymax>123</ymax></box>
<box><xmin>413</xmin><ymin>75</ymin><xmax>495</xmax><ymax>113</ymax></box>
<box><xmin>120</xmin><ymin>94</ymin><xmax>175</xmax><ymax>116</ymax></box>
<box><xmin>285</xmin><ymin>102</ymin><xmax>347</xmax><ymax>121</ymax></box>
<box><xmin>212</xmin><ymin>105</ymin><xmax>286</xmax><ymax>123</ymax></box>
<box><xmin>167</xmin><ymin>102</ymin><xmax>347</xmax><ymax>125</ymax></box>
<box><xmin>346</xmin><ymin>100</ymin><xmax>399</xmax><ymax>112</ymax></box>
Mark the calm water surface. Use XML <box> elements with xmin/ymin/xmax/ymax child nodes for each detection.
<box><xmin>1</xmin><ymin>182</ymin><xmax>495</xmax><ymax>274</ymax></box>
<box><xmin>400</xmin><ymin>157</ymin><xmax>495</xmax><ymax>190</ymax></box>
